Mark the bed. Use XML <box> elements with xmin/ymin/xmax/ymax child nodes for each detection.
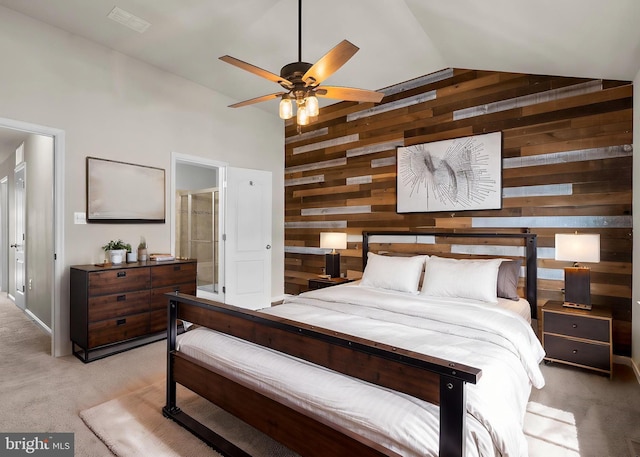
<box><xmin>163</xmin><ymin>231</ymin><xmax>545</xmax><ymax>457</ymax></box>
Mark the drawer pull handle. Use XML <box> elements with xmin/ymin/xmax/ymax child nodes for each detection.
<box><xmin>572</xmin><ymin>349</ymin><xmax>578</xmax><ymax>354</ymax></box>
<box><xmin>572</xmin><ymin>324</ymin><xmax>577</xmax><ymax>328</ymax></box>
<box><xmin>116</xmin><ymin>318</ymin><xmax>126</xmax><ymax>326</ymax></box>
<box><xmin>117</xmin><ymin>271</ymin><xmax>127</xmax><ymax>278</ymax></box>
<box><xmin>117</xmin><ymin>295</ymin><xmax>126</xmax><ymax>302</ymax></box>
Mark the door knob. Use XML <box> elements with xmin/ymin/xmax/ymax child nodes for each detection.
<box><xmin>10</xmin><ymin>244</ymin><xmax>18</xmax><ymax>248</ymax></box>
<box><xmin>266</xmin><ymin>245</ymin><xmax>271</xmax><ymax>249</ymax></box>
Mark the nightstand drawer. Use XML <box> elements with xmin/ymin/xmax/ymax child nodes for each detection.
<box><xmin>543</xmin><ymin>311</ymin><xmax>610</xmax><ymax>343</ymax></box>
<box><xmin>544</xmin><ymin>334</ymin><xmax>610</xmax><ymax>371</ymax></box>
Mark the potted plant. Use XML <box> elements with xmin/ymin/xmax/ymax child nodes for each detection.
<box><xmin>137</xmin><ymin>236</ymin><xmax>148</xmax><ymax>262</ymax></box>
<box><xmin>125</xmin><ymin>242</ymin><xmax>137</xmax><ymax>263</ymax></box>
<box><xmin>102</xmin><ymin>239</ymin><xmax>128</xmax><ymax>265</ymax></box>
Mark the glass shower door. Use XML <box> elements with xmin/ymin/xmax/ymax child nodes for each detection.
<box><xmin>177</xmin><ymin>188</ymin><xmax>219</xmax><ymax>296</ymax></box>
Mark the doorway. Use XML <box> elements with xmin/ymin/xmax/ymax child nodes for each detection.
<box><xmin>0</xmin><ymin>117</ymin><xmax>65</xmax><ymax>356</ymax></box>
<box><xmin>171</xmin><ymin>153</ymin><xmax>274</xmax><ymax>309</ymax></box>
<box><xmin>171</xmin><ymin>153</ymin><xmax>226</xmax><ymax>303</ymax></box>
<box><xmin>12</xmin><ymin>162</ymin><xmax>26</xmax><ymax>310</ymax></box>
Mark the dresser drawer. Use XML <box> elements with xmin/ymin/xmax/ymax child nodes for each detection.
<box><xmin>88</xmin><ymin>313</ymin><xmax>149</xmax><ymax>348</ymax></box>
<box><xmin>151</xmin><ymin>263</ymin><xmax>196</xmax><ymax>288</ymax></box>
<box><xmin>150</xmin><ymin>283</ymin><xmax>197</xmax><ymax>310</ymax></box>
<box><xmin>543</xmin><ymin>311</ymin><xmax>610</xmax><ymax>343</ymax></box>
<box><xmin>544</xmin><ymin>334</ymin><xmax>610</xmax><ymax>371</ymax></box>
<box><xmin>88</xmin><ymin>290</ymin><xmax>150</xmax><ymax>322</ymax></box>
<box><xmin>88</xmin><ymin>268</ymin><xmax>151</xmax><ymax>296</ymax></box>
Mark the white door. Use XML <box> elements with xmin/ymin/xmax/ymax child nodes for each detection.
<box><xmin>13</xmin><ymin>163</ymin><xmax>26</xmax><ymax>309</ymax></box>
<box><xmin>224</xmin><ymin>167</ymin><xmax>272</xmax><ymax>310</ymax></box>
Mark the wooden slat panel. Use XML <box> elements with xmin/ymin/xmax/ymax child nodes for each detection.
<box><xmin>284</xmin><ymin>68</ymin><xmax>633</xmax><ymax>356</ymax></box>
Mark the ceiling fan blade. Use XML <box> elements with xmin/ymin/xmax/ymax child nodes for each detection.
<box><xmin>219</xmin><ymin>55</ymin><xmax>293</xmax><ymax>90</ymax></box>
<box><xmin>302</xmin><ymin>40</ymin><xmax>359</xmax><ymax>86</ymax></box>
<box><xmin>228</xmin><ymin>92</ymin><xmax>286</xmax><ymax>108</ymax></box>
<box><xmin>316</xmin><ymin>86</ymin><xmax>384</xmax><ymax>103</ymax></box>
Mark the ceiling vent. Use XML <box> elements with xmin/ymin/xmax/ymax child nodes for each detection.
<box><xmin>107</xmin><ymin>6</ymin><xmax>150</xmax><ymax>33</ymax></box>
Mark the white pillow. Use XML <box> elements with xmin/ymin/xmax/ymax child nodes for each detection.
<box><xmin>420</xmin><ymin>256</ymin><xmax>502</xmax><ymax>303</ymax></box>
<box><xmin>360</xmin><ymin>253</ymin><xmax>427</xmax><ymax>294</ymax></box>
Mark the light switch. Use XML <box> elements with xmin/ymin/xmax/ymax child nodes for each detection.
<box><xmin>74</xmin><ymin>212</ymin><xmax>87</xmax><ymax>224</ymax></box>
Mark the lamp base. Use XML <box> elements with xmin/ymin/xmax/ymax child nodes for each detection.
<box><xmin>325</xmin><ymin>253</ymin><xmax>341</xmax><ymax>278</ymax></box>
<box><xmin>563</xmin><ymin>266</ymin><xmax>591</xmax><ymax>310</ymax></box>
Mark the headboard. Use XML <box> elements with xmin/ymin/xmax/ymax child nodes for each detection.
<box><xmin>362</xmin><ymin>231</ymin><xmax>538</xmax><ymax>319</ymax></box>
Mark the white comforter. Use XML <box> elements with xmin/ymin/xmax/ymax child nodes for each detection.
<box><xmin>177</xmin><ymin>284</ymin><xmax>545</xmax><ymax>457</ymax></box>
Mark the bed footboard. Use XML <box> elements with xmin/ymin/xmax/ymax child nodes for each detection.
<box><xmin>163</xmin><ymin>293</ymin><xmax>481</xmax><ymax>457</ymax></box>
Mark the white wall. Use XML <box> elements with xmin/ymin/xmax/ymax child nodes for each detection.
<box><xmin>633</xmin><ymin>68</ymin><xmax>639</xmax><ymax>372</ymax></box>
<box><xmin>25</xmin><ymin>134</ymin><xmax>55</xmax><ymax>329</ymax></box>
<box><xmin>0</xmin><ymin>6</ymin><xmax>285</xmax><ymax>356</ymax></box>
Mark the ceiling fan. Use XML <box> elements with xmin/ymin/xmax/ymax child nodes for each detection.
<box><xmin>219</xmin><ymin>0</ymin><xmax>384</xmax><ymax>126</ymax></box>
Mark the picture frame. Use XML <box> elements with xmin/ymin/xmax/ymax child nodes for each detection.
<box><xmin>396</xmin><ymin>132</ymin><xmax>502</xmax><ymax>213</ymax></box>
<box><xmin>86</xmin><ymin>157</ymin><xmax>166</xmax><ymax>223</ymax></box>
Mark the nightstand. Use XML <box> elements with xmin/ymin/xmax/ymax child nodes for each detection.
<box><xmin>308</xmin><ymin>277</ymin><xmax>354</xmax><ymax>290</ymax></box>
<box><xmin>541</xmin><ymin>300</ymin><xmax>612</xmax><ymax>378</ymax></box>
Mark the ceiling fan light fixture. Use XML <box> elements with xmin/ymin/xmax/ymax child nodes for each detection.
<box><xmin>279</xmin><ymin>97</ymin><xmax>293</xmax><ymax>120</ymax></box>
<box><xmin>305</xmin><ymin>94</ymin><xmax>319</xmax><ymax>117</ymax></box>
<box><xmin>219</xmin><ymin>0</ymin><xmax>384</xmax><ymax>130</ymax></box>
<box><xmin>297</xmin><ymin>104</ymin><xmax>309</xmax><ymax>125</ymax></box>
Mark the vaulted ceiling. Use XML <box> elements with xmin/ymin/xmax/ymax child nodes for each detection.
<box><xmin>1</xmin><ymin>0</ymin><xmax>639</xmax><ymax>118</ymax></box>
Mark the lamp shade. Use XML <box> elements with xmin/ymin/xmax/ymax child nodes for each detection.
<box><xmin>555</xmin><ymin>233</ymin><xmax>600</xmax><ymax>263</ymax></box>
<box><xmin>320</xmin><ymin>232</ymin><xmax>347</xmax><ymax>250</ymax></box>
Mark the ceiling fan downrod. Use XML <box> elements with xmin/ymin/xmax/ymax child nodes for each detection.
<box><xmin>298</xmin><ymin>0</ymin><xmax>302</xmax><ymax>63</ymax></box>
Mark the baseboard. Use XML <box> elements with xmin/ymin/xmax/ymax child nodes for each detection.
<box><xmin>613</xmin><ymin>355</ymin><xmax>640</xmax><ymax>385</ymax></box>
<box><xmin>24</xmin><ymin>308</ymin><xmax>52</xmax><ymax>335</ymax></box>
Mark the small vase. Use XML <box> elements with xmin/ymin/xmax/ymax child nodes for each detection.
<box><xmin>138</xmin><ymin>248</ymin><xmax>148</xmax><ymax>262</ymax></box>
<box><xmin>126</xmin><ymin>252</ymin><xmax>137</xmax><ymax>263</ymax></box>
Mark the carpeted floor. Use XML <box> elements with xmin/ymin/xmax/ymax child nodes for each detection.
<box><xmin>1</xmin><ymin>293</ymin><xmax>639</xmax><ymax>456</ymax></box>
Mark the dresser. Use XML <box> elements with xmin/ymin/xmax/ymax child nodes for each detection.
<box><xmin>70</xmin><ymin>260</ymin><xmax>196</xmax><ymax>362</ymax></box>
<box><xmin>541</xmin><ymin>300</ymin><xmax>612</xmax><ymax>377</ymax></box>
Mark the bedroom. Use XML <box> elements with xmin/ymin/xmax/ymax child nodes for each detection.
<box><xmin>0</xmin><ymin>0</ymin><xmax>638</xmax><ymax>456</ymax></box>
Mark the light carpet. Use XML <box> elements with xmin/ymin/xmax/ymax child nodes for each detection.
<box><xmin>80</xmin><ymin>381</ymin><xmax>298</xmax><ymax>457</ymax></box>
<box><xmin>80</xmin><ymin>381</ymin><xmax>577</xmax><ymax>457</ymax></box>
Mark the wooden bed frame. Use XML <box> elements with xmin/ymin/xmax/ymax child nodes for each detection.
<box><xmin>163</xmin><ymin>231</ymin><xmax>538</xmax><ymax>457</ymax></box>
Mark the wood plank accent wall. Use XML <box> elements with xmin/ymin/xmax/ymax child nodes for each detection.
<box><xmin>284</xmin><ymin>68</ymin><xmax>633</xmax><ymax>356</ymax></box>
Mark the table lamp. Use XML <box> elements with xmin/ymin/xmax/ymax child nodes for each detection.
<box><xmin>554</xmin><ymin>233</ymin><xmax>600</xmax><ymax>310</ymax></box>
<box><xmin>320</xmin><ymin>232</ymin><xmax>347</xmax><ymax>278</ymax></box>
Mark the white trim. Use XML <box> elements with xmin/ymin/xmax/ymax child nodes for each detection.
<box><xmin>0</xmin><ymin>116</ymin><xmax>65</xmax><ymax>357</ymax></box>
<box><xmin>25</xmin><ymin>308</ymin><xmax>52</xmax><ymax>335</ymax></box>
<box><xmin>0</xmin><ymin>176</ymin><xmax>8</xmax><ymax>293</ymax></box>
<box><xmin>614</xmin><ymin>355</ymin><xmax>640</xmax><ymax>385</ymax></box>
